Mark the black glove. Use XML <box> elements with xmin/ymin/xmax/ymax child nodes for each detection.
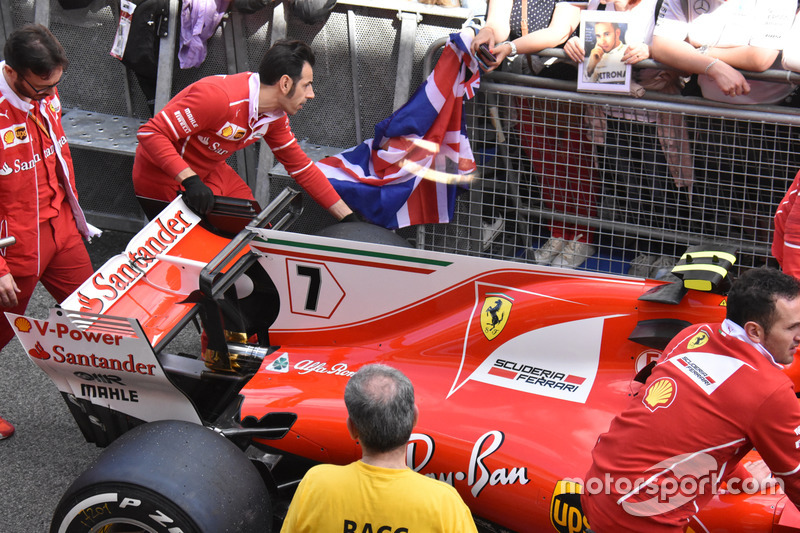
<box><xmin>340</xmin><ymin>212</ymin><xmax>361</xmax><ymax>223</ymax></box>
<box><xmin>180</xmin><ymin>175</ymin><xmax>215</xmax><ymax>214</ymax></box>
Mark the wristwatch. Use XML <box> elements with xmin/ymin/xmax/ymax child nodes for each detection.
<box><xmin>500</xmin><ymin>40</ymin><xmax>517</xmax><ymax>57</ymax></box>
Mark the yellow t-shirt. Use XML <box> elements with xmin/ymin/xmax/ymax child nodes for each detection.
<box><xmin>281</xmin><ymin>460</ymin><xmax>479</xmax><ymax>533</ymax></box>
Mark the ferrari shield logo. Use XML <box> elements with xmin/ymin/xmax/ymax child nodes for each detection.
<box><xmin>481</xmin><ymin>293</ymin><xmax>513</xmax><ymax>340</ymax></box>
<box><xmin>688</xmin><ymin>330</ymin><xmax>709</xmax><ymax>349</ymax></box>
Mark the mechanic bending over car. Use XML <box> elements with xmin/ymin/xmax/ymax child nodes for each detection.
<box><xmin>582</xmin><ymin>267</ymin><xmax>800</xmax><ymax>532</ymax></box>
<box><xmin>132</xmin><ymin>39</ymin><xmax>355</xmax><ymax>221</ymax></box>
<box><xmin>0</xmin><ymin>24</ymin><xmax>102</xmax><ymax>441</ymax></box>
<box><xmin>281</xmin><ymin>364</ymin><xmax>478</xmax><ymax>532</ymax></box>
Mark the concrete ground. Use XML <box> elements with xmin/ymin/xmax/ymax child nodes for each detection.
<box><xmin>0</xmin><ymin>229</ymin><xmax>133</xmax><ymax>532</ymax></box>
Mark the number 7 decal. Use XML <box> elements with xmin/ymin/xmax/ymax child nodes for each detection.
<box><xmin>286</xmin><ymin>260</ymin><xmax>345</xmax><ymax>318</ymax></box>
<box><xmin>296</xmin><ymin>265</ymin><xmax>321</xmax><ymax>311</ymax></box>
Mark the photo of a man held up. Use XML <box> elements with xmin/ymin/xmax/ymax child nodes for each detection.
<box><xmin>584</xmin><ymin>20</ymin><xmax>628</xmax><ymax>84</ymax></box>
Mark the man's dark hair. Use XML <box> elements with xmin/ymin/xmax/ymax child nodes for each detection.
<box><xmin>258</xmin><ymin>39</ymin><xmax>315</xmax><ymax>87</ymax></box>
<box><xmin>594</xmin><ymin>21</ymin><xmax>621</xmax><ymax>33</ymax></box>
<box><xmin>344</xmin><ymin>364</ymin><xmax>415</xmax><ymax>453</ymax></box>
<box><xmin>726</xmin><ymin>267</ymin><xmax>800</xmax><ymax>331</ymax></box>
<box><xmin>4</xmin><ymin>24</ymin><xmax>68</xmax><ymax>77</ymax></box>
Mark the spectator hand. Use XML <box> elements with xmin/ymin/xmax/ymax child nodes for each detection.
<box><xmin>623</xmin><ymin>43</ymin><xmax>649</xmax><ymax>65</ymax></box>
<box><xmin>471</xmin><ymin>27</ymin><xmax>495</xmax><ymax>55</ymax></box>
<box><xmin>0</xmin><ymin>272</ymin><xmax>20</xmax><ymax>308</ymax></box>
<box><xmin>181</xmin><ymin>175</ymin><xmax>215</xmax><ymax>214</ymax></box>
<box><xmin>564</xmin><ymin>36</ymin><xmax>584</xmax><ymax>64</ymax></box>
<box><xmin>707</xmin><ymin>60</ymin><xmax>751</xmax><ymax>98</ymax></box>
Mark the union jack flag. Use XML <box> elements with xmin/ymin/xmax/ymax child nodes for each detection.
<box><xmin>318</xmin><ymin>31</ymin><xmax>481</xmax><ymax>229</ymax></box>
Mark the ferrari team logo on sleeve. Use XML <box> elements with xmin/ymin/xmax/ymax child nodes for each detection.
<box><xmin>481</xmin><ymin>293</ymin><xmax>513</xmax><ymax>341</ymax></box>
<box><xmin>688</xmin><ymin>330</ymin><xmax>710</xmax><ymax>349</ymax></box>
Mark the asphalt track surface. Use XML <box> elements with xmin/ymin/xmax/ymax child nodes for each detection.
<box><xmin>0</xmin><ymin>230</ymin><xmax>133</xmax><ymax>533</ymax></box>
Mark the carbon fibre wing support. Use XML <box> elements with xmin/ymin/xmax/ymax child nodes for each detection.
<box><xmin>197</xmin><ymin>188</ymin><xmax>302</xmax><ymax>368</ymax></box>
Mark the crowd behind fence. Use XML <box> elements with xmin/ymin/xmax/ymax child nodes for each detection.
<box><xmin>417</xmin><ymin>46</ymin><xmax>800</xmax><ymax>279</ymax></box>
<box><xmin>4</xmin><ymin>1</ymin><xmax>800</xmax><ymax>280</ymax></box>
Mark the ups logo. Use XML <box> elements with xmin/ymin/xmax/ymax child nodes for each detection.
<box><xmin>14</xmin><ymin>126</ymin><xmax>27</xmax><ymax>141</ymax></box>
<box><xmin>550</xmin><ymin>481</ymin><xmax>591</xmax><ymax>533</ymax></box>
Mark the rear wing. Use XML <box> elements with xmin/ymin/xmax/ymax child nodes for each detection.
<box><xmin>6</xmin><ymin>189</ymin><xmax>302</xmax><ymax>445</ymax></box>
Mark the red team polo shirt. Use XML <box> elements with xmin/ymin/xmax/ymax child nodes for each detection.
<box><xmin>133</xmin><ymin>71</ymin><xmax>340</xmax><ymax>209</ymax></box>
<box><xmin>583</xmin><ymin>320</ymin><xmax>800</xmax><ymax>532</ymax></box>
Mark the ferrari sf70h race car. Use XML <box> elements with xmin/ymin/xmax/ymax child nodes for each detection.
<box><xmin>10</xmin><ymin>189</ymin><xmax>800</xmax><ymax>533</ymax></box>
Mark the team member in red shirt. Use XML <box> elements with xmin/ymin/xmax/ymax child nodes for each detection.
<box><xmin>583</xmin><ymin>267</ymin><xmax>800</xmax><ymax>532</ymax></box>
<box><xmin>0</xmin><ymin>25</ymin><xmax>100</xmax><ymax>439</ymax></box>
<box><xmin>773</xmin><ymin>169</ymin><xmax>800</xmax><ymax>278</ymax></box>
<box><xmin>133</xmin><ymin>39</ymin><xmax>353</xmax><ymax>220</ymax></box>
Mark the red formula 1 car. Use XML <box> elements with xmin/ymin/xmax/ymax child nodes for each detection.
<box><xmin>10</xmin><ymin>189</ymin><xmax>800</xmax><ymax>532</ymax></box>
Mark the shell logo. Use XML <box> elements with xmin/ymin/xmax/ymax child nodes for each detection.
<box><xmin>643</xmin><ymin>377</ymin><xmax>677</xmax><ymax>412</ymax></box>
<box><xmin>13</xmin><ymin>317</ymin><xmax>31</xmax><ymax>333</ymax></box>
<box><xmin>221</xmin><ymin>125</ymin><xmax>233</xmax><ymax>138</ymax></box>
<box><xmin>3</xmin><ymin>130</ymin><xmax>14</xmax><ymax>145</ymax></box>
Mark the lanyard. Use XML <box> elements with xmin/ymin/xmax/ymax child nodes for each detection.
<box><xmin>28</xmin><ymin>106</ymin><xmax>51</xmax><ymax>141</ymax></box>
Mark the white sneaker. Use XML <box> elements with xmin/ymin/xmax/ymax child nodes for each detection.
<box><xmin>551</xmin><ymin>235</ymin><xmax>596</xmax><ymax>268</ymax></box>
<box><xmin>628</xmin><ymin>254</ymin><xmax>656</xmax><ymax>278</ymax></box>
<box><xmin>481</xmin><ymin>218</ymin><xmax>504</xmax><ymax>251</ymax></box>
<box><xmin>534</xmin><ymin>237</ymin><xmax>567</xmax><ymax>265</ymax></box>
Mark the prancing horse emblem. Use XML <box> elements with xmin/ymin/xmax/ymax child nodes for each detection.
<box><xmin>480</xmin><ymin>293</ymin><xmax>514</xmax><ymax>341</ymax></box>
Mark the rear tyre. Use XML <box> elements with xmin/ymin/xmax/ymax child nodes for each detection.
<box><xmin>316</xmin><ymin>220</ymin><xmax>412</xmax><ymax>248</ymax></box>
<box><xmin>50</xmin><ymin>420</ymin><xmax>271</xmax><ymax>533</ymax></box>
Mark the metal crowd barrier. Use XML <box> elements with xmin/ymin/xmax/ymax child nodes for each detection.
<box><xmin>5</xmin><ymin>0</ymin><xmax>800</xmax><ymax>279</ymax></box>
<box><xmin>417</xmin><ymin>42</ymin><xmax>800</xmax><ymax>278</ymax></box>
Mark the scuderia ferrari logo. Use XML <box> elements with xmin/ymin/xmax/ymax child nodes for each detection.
<box><xmin>481</xmin><ymin>293</ymin><xmax>513</xmax><ymax>340</ymax></box>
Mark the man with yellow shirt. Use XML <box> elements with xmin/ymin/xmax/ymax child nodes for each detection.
<box><xmin>281</xmin><ymin>364</ymin><xmax>478</xmax><ymax>533</ymax></box>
